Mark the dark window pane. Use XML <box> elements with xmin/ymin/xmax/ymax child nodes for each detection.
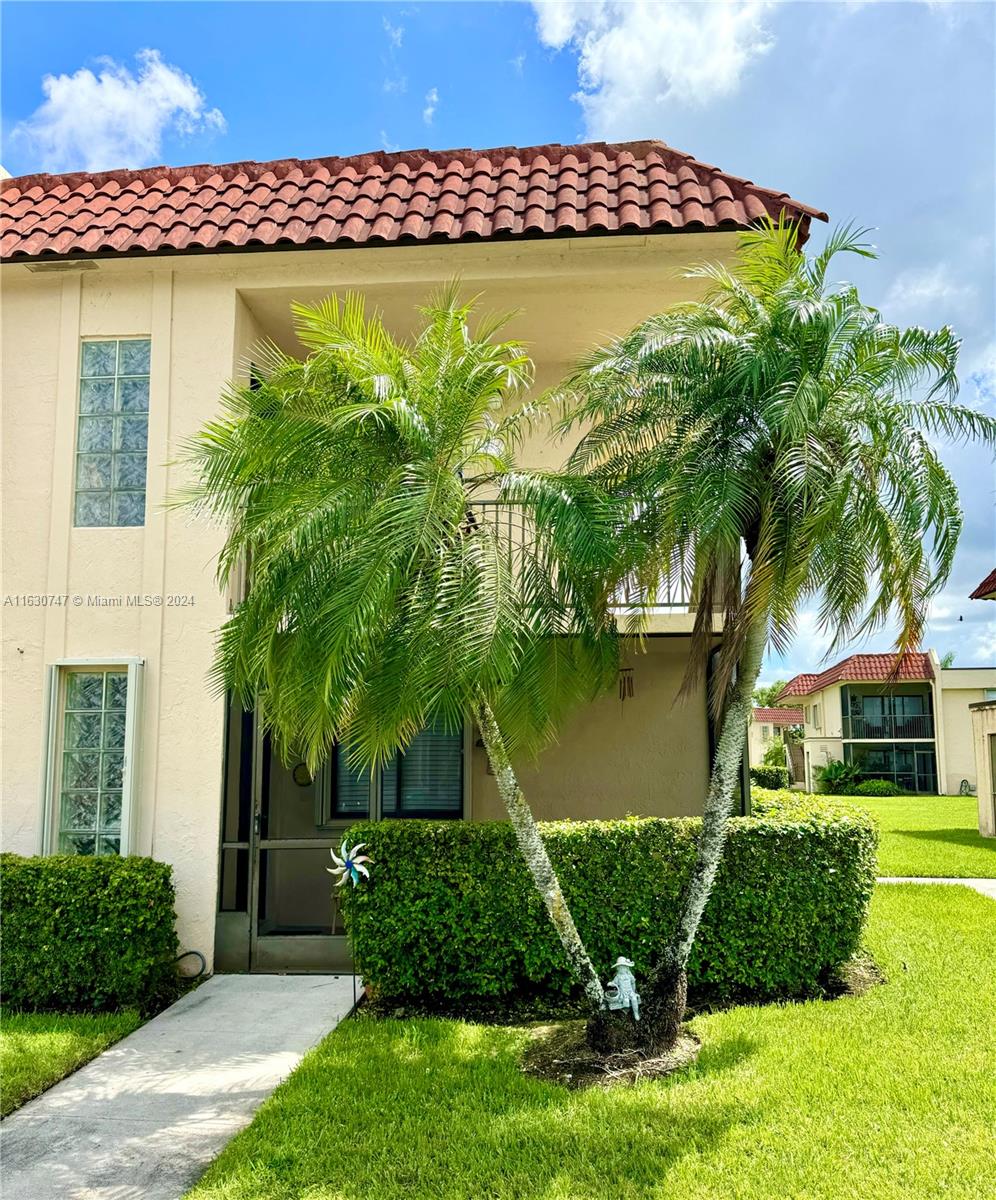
<box><xmin>219</xmin><ymin>847</ymin><xmax>250</xmax><ymax>912</ymax></box>
<box><xmin>332</xmin><ymin>747</ymin><xmax>371</xmax><ymax>816</ymax></box>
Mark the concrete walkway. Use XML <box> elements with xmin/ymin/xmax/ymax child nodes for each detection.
<box><xmin>878</xmin><ymin>876</ymin><xmax>996</xmax><ymax>900</ymax></box>
<box><xmin>0</xmin><ymin>974</ymin><xmax>359</xmax><ymax>1200</ymax></box>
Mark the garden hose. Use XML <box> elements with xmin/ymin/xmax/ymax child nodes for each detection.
<box><xmin>174</xmin><ymin>949</ymin><xmax>207</xmax><ymax>979</ymax></box>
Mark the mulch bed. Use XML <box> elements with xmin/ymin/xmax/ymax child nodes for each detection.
<box><xmin>521</xmin><ymin>1019</ymin><xmax>701</xmax><ymax>1090</ymax></box>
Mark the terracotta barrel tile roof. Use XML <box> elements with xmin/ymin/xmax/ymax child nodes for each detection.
<box><xmin>970</xmin><ymin>568</ymin><xmax>996</xmax><ymax>600</ymax></box>
<box><xmin>777</xmin><ymin>653</ymin><xmax>934</xmax><ymax>700</ymax></box>
<box><xmin>752</xmin><ymin>707</ymin><xmax>804</xmax><ymax>724</ymax></box>
<box><xmin>1</xmin><ymin>139</ymin><xmax>826</xmax><ymax>262</ymax></box>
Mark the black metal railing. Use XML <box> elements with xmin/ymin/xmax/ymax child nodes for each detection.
<box><xmin>842</xmin><ymin>713</ymin><xmax>934</xmax><ymax>740</ymax></box>
<box><xmin>466</xmin><ymin>501</ymin><xmax>694</xmax><ymax>610</ymax></box>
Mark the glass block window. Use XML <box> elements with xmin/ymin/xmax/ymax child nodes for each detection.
<box><xmin>75</xmin><ymin>339</ymin><xmax>150</xmax><ymax>527</ymax></box>
<box><xmin>58</xmin><ymin>671</ymin><xmax>128</xmax><ymax>855</ymax></box>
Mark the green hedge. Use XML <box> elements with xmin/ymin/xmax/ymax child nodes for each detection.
<box><xmin>750</xmin><ymin>765</ymin><xmax>790</xmax><ymax>789</ymax></box>
<box><xmin>340</xmin><ymin>791</ymin><xmax>877</xmax><ymax>1005</ymax></box>
<box><xmin>1</xmin><ymin>854</ymin><xmax>179</xmax><ymax>1013</ymax></box>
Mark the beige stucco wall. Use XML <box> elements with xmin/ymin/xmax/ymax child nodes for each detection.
<box><xmin>471</xmin><ymin>636</ymin><xmax>712</xmax><ymax>821</ymax></box>
<box><xmin>938</xmin><ymin>679</ymin><xmax>992</xmax><ymax>794</ymax></box>
<box><xmin>970</xmin><ymin>702</ymin><xmax>996</xmax><ymax>836</ymax></box>
<box><xmin>2</xmin><ymin>232</ymin><xmax>739</xmax><ymax>969</ymax></box>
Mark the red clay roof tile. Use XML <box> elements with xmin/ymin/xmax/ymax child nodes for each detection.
<box><xmin>752</xmin><ymin>707</ymin><xmax>804</xmax><ymax>724</ymax></box>
<box><xmin>970</xmin><ymin>569</ymin><xmax>996</xmax><ymax>600</ymax></box>
<box><xmin>777</xmin><ymin>653</ymin><xmax>935</xmax><ymax>700</ymax></box>
<box><xmin>1</xmin><ymin>139</ymin><xmax>825</xmax><ymax>262</ymax></box>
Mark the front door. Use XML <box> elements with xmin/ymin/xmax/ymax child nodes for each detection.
<box><xmin>250</xmin><ymin>737</ymin><xmax>361</xmax><ymax>972</ymax></box>
<box><xmin>214</xmin><ymin>698</ymin><xmax>466</xmax><ymax>973</ymax></box>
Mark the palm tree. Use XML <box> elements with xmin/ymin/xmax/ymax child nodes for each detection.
<box><xmin>558</xmin><ymin>220</ymin><xmax>996</xmax><ymax>1053</ymax></box>
<box><xmin>179</xmin><ymin>289</ymin><xmax>620</xmax><ymax>1011</ymax></box>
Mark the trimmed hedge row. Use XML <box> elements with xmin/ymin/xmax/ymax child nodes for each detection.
<box><xmin>750</xmin><ymin>765</ymin><xmax>790</xmax><ymax>789</ymax></box>
<box><xmin>1</xmin><ymin>854</ymin><xmax>179</xmax><ymax>1012</ymax></box>
<box><xmin>340</xmin><ymin>791</ymin><xmax>877</xmax><ymax>1005</ymax></box>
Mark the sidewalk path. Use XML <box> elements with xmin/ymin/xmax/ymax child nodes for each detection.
<box><xmin>0</xmin><ymin>974</ymin><xmax>359</xmax><ymax>1200</ymax></box>
<box><xmin>877</xmin><ymin>876</ymin><xmax>996</xmax><ymax>900</ymax></box>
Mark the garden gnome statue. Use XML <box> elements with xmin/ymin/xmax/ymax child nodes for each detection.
<box><xmin>603</xmin><ymin>956</ymin><xmax>641</xmax><ymax>1021</ymax></box>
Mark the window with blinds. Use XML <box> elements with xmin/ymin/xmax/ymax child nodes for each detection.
<box><xmin>324</xmin><ymin>722</ymin><xmax>464</xmax><ymax>820</ymax></box>
<box><xmin>381</xmin><ymin>720</ymin><xmax>463</xmax><ymax>819</ymax></box>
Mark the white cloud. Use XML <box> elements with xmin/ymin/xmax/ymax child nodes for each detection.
<box><xmin>883</xmin><ymin>264</ymin><xmax>977</xmax><ymax>322</ymax></box>
<box><xmin>511</xmin><ymin>53</ymin><xmax>527</xmax><ymax>75</ymax></box>
<box><xmin>11</xmin><ymin>49</ymin><xmax>225</xmax><ymax>173</ymax></box>
<box><xmin>531</xmin><ymin>1</ymin><xmax>774</xmax><ymax>137</ymax></box>
<box><xmin>422</xmin><ymin>87</ymin><xmax>439</xmax><ymax>125</ymax></box>
<box><xmin>383</xmin><ymin>75</ymin><xmax>408</xmax><ymax>95</ymax></box>
<box><xmin>380</xmin><ymin>130</ymin><xmax>400</xmax><ymax>153</ymax></box>
<box><xmin>383</xmin><ymin>18</ymin><xmax>404</xmax><ymax>49</ymax></box>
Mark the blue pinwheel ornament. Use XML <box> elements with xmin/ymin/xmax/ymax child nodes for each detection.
<box><xmin>327</xmin><ymin>839</ymin><xmax>372</xmax><ymax>888</ymax></box>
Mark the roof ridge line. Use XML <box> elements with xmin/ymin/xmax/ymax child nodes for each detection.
<box><xmin>2</xmin><ymin>139</ymin><xmax>688</xmax><ymax>195</ymax></box>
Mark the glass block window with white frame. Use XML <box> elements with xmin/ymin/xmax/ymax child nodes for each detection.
<box><xmin>75</xmin><ymin>338</ymin><xmax>150</xmax><ymax>527</ymax></box>
<box><xmin>44</xmin><ymin>661</ymin><xmax>143</xmax><ymax>856</ymax></box>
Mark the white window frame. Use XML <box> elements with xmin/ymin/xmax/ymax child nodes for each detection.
<box><xmin>40</xmin><ymin>657</ymin><xmax>144</xmax><ymax>856</ymax></box>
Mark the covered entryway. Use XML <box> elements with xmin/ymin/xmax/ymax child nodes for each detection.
<box><xmin>215</xmin><ymin>699</ymin><xmax>467</xmax><ymax>972</ymax></box>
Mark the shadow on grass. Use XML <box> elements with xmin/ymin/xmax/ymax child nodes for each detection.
<box><xmin>897</xmin><ymin>827</ymin><xmax>995</xmax><ymax>852</ymax></box>
<box><xmin>192</xmin><ymin>1019</ymin><xmax>763</xmax><ymax>1200</ymax></box>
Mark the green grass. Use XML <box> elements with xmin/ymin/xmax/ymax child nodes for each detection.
<box><xmin>188</xmin><ymin>885</ymin><xmax>996</xmax><ymax>1200</ymax></box>
<box><xmin>857</xmin><ymin>793</ymin><xmax>996</xmax><ymax>877</ymax></box>
<box><xmin>0</xmin><ymin>1010</ymin><xmax>141</xmax><ymax>1117</ymax></box>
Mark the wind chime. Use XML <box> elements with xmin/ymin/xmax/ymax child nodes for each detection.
<box><xmin>618</xmin><ymin>666</ymin><xmax>635</xmax><ymax>704</ymax></box>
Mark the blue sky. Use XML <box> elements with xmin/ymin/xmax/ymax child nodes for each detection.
<box><xmin>3</xmin><ymin>1</ymin><xmax>994</xmax><ymax>681</ymax></box>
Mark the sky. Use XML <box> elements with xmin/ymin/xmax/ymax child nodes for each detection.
<box><xmin>2</xmin><ymin>0</ymin><xmax>994</xmax><ymax>683</ymax></box>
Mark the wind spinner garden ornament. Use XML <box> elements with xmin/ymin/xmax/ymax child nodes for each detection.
<box><xmin>327</xmin><ymin>839</ymin><xmax>372</xmax><ymax>887</ymax></box>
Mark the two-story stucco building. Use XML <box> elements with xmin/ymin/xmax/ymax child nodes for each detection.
<box><xmin>777</xmin><ymin>651</ymin><xmax>996</xmax><ymax>796</ymax></box>
<box><xmin>1</xmin><ymin>139</ymin><xmax>826</xmax><ymax>973</ymax></box>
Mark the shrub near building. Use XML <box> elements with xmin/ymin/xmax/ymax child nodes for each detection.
<box><xmin>340</xmin><ymin>794</ymin><xmax>877</xmax><ymax>1006</ymax></box>
<box><xmin>1</xmin><ymin>855</ymin><xmax>179</xmax><ymax>1013</ymax></box>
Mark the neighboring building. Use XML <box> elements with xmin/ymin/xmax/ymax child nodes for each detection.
<box><xmin>777</xmin><ymin>651</ymin><xmax>996</xmax><ymax>795</ymax></box>
<box><xmin>748</xmin><ymin>707</ymin><xmax>803</xmax><ymax>777</ymax></box>
<box><xmin>0</xmin><ymin>139</ymin><xmax>825</xmax><ymax>973</ymax></box>
<box><xmin>970</xmin><ymin>569</ymin><xmax>996</xmax><ymax>601</ymax></box>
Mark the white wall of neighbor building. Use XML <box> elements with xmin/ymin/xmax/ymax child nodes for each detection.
<box><xmin>938</xmin><ymin>669</ymin><xmax>995</xmax><ymax>795</ymax></box>
<box><xmin>2</xmin><ymin>232</ymin><xmax>741</xmax><ymax>969</ymax></box>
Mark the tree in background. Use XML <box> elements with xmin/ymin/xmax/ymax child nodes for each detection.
<box><xmin>753</xmin><ymin>680</ymin><xmax>789</xmax><ymax>707</ymax></box>
<box><xmin>559</xmin><ymin>220</ymin><xmax>995</xmax><ymax>1053</ymax></box>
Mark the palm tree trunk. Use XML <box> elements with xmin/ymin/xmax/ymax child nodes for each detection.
<box><xmin>475</xmin><ymin>695</ymin><xmax>605</xmax><ymax>1010</ymax></box>
<box><xmin>630</xmin><ymin>615</ymin><xmax>768</xmax><ymax>1054</ymax></box>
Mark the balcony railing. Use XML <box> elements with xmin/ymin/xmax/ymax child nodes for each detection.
<box><xmin>466</xmin><ymin>501</ymin><xmax>693</xmax><ymax>611</ymax></box>
<box><xmin>842</xmin><ymin>713</ymin><xmax>935</xmax><ymax>740</ymax></box>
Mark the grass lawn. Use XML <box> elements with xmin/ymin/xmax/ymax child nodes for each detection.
<box><xmin>188</xmin><ymin>885</ymin><xmax>995</xmax><ymax>1200</ymax></box>
<box><xmin>0</xmin><ymin>1010</ymin><xmax>141</xmax><ymax>1117</ymax></box>
<box><xmin>858</xmin><ymin>793</ymin><xmax>996</xmax><ymax>877</ymax></box>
